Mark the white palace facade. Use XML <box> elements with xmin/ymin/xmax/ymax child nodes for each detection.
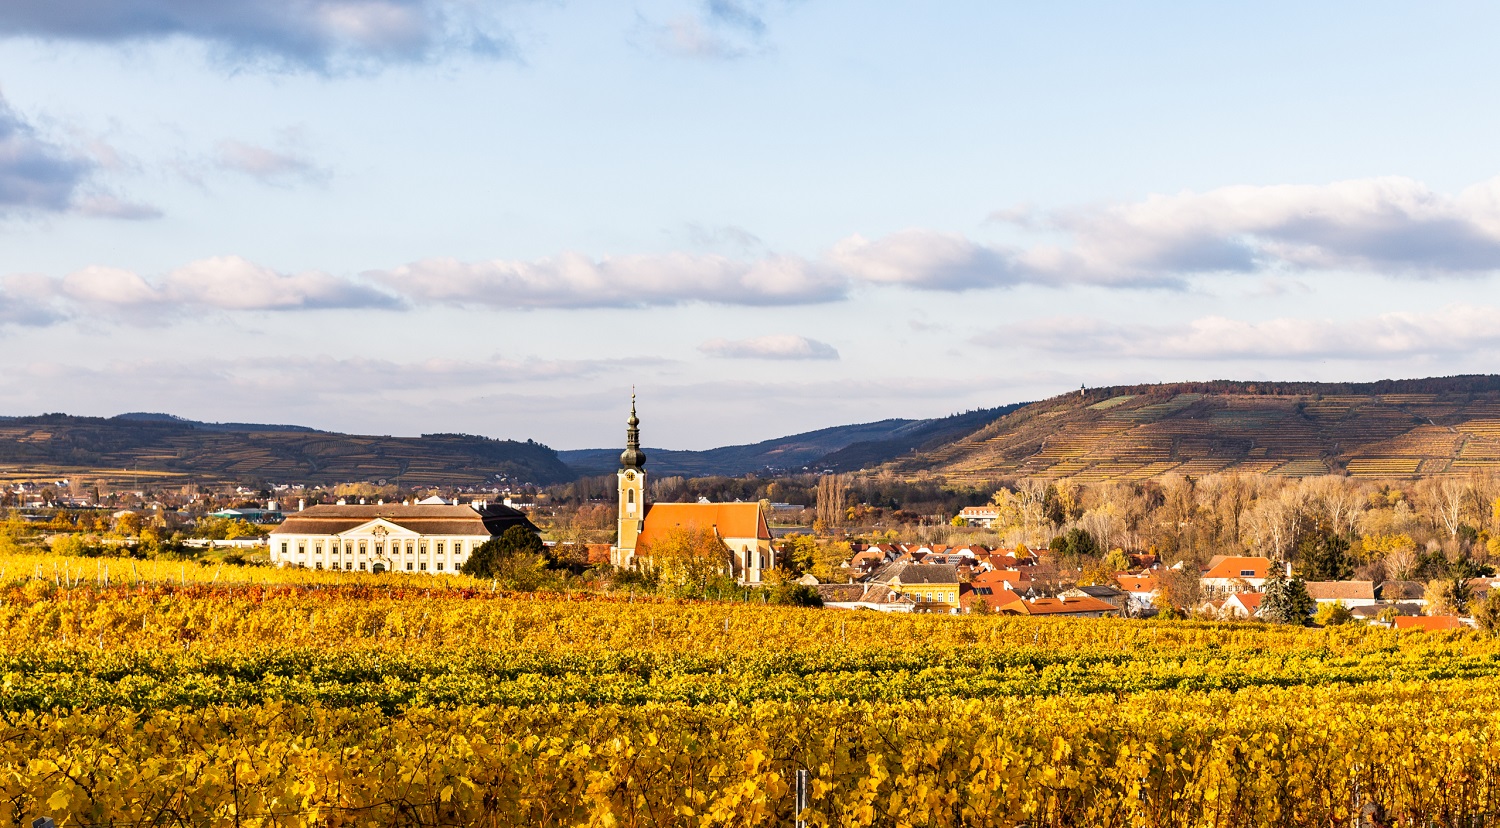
<box><xmin>268</xmin><ymin>503</ymin><xmax>535</xmax><ymax>573</ymax></box>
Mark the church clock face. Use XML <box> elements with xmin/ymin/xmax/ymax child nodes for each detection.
<box><xmin>624</xmin><ymin>471</ymin><xmax>636</xmax><ymax>481</ymax></box>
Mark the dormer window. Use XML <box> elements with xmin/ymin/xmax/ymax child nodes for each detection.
<box><xmin>1240</xmin><ymin>569</ymin><xmax>1255</xmax><ymax>577</ymax></box>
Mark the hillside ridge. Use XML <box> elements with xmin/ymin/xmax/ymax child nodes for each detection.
<box><xmin>0</xmin><ymin>413</ymin><xmax>577</xmax><ymax>488</ymax></box>
<box><xmin>886</xmin><ymin>375</ymin><xmax>1500</xmax><ymax>483</ymax></box>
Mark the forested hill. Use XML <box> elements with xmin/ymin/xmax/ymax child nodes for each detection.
<box><xmin>883</xmin><ymin>375</ymin><xmax>1500</xmax><ymax>483</ymax></box>
<box><xmin>0</xmin><ymin>414</ymin><xmax>577</xmax><ymax>488</ymax></box>
<box><xmin>558</xmin><ymin>405</ymin><xmax>1024</xmax><ymax>477</ymax></box>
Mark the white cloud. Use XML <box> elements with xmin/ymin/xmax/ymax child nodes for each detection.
<box><xmin>699</xmin><ymin>333</ymin><xmax>839</xmax><ymax>360</ymax></box>
<box><xmin>993</xmin><ymin>305</ymin><xmax>1500</xmax><ymax>360</ymax></box>
<box><xmin>994</xmin><ymin>175</ymin><xmax>1500</xmax><ymax>282</ymax></box>
<box><xmin>3</xmin><ymin>257</ymin><xmax>402</xmax><ymax>325</ymax></box>
<box><xmin>0</xmin><ymin>0</ymin><xmax>516</xmax><ymax>72</ymax></box>
<box><xmin>72</xmin><ymin>194</ymin><xmax>164</xmax><ymax>220</ymax></box>
<box><xmin>0</xmin><ymin>94</ymin><xmax>91</xmax><ymax>213</ymax></box>
<box><xmin>215</xmin><ymin>139</ymin><xmax>326</xmax><ymax>185</ymax></box>
<box><xmin>368</xmin><ymin>252</ymin><xmax>847</xmax><ymax>308</ymax></box>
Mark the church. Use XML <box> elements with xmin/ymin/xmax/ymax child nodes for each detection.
<box><xmin>610</xmin><ymin>398</ymin><xmax>775</xmax><ymax>584</ymax></box>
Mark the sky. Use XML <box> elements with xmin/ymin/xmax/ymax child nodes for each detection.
<box><xmin>3</xmin><ymin>1</ymin><xmax>1500</xmax><ymax>450</ymax></box>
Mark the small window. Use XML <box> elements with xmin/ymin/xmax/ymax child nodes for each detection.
<box><xmin>436</xmin><ymin>542</ymin><xmax>445</xmax><ymax>555</ymax></box>
<box><xmin>420</xmin><ymin>562</ymin><xmax>427</xmax><ymax>571</ymax></box>
<box><xmin>315</xmin><ymin>562</ymin><xmax>323</xmax><ymax>570</ymax></box>
<box><xmin>406</xmin><ymin>562</ymin><xmax>413</xmax><ymax>571</ymax></box>
<box><xmin>454</xmin><ymin>541</ymin><xmax>463</xmax><ymax>554</ymax></box>
<box><xmin>436</xmin><ymin>562</ymin><xmax>444</xmax><ymax>571</ymax></box>
<box><xmin>359</xmin><ymin>541</ymin><xmax>367</xmax><ymax>555</ymax></box>
<box><xmin>280</xmin><ymin>543</ymin><xmax>288</xmax><ymax>555</ymax></box>
<box><xmin>297</xmin><ymin>543</ymin><xmax>306</xmax><ymax>555</ymax></box>
<box><xmin>374</xmin><ymin>543</ymin><xmax>383</xmax><ymax>555</ymax></box>
<box><xmin>359</xmin><ymin>562</ymin><xmax>366</xmax><ymax>571</ymax></box>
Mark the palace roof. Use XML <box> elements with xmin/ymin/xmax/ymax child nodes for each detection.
<box><xmin>270</xmin><ymin>503</ymin><xmax>535</xmax><ymax>537</ymax></box>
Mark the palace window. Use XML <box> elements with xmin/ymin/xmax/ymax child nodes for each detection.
<box><xmin>436</xmin><ymin>542</ymin><xmax>445</xmax><ymax>555</ymax></box>
<box><xmin>419</xmin><ymin>542</ymin><xmax>428</xmax><ymax>555</ymax></box>
<box><xmin>359</xmin><ymin>562</ymin><xmax>366</xmax><ymax>571</ymax></box>
<box><xmin>406</xmin><ymin>562</ymin><xmax>413</xmax><ymax>571</ymax></box>
<box><xmin>315</xmin><ymin>542</ymin><xmax>323</xmax><ymax>554</ymax></box>
<box><xmin>297</xmin><ymin>543</ymin><xmax>306</xmax><ymax>556</ymax></box>
<box><xmin>374</xmin><ymin>543</ymin><xmax>383</xmax><ymax>556</ymax></box>
<box><xmin>280</xmin><ymin>543</ymin><xmax>288</xmax><ymax>555</ymax></box>
<box><xmin>454</xmin><ymin>541</ymin><xmax>463</xmax><ymax>554</ymax></box>
<box><xmin>420</xmin><ymin>562</ymin><xmax>427</xmax><ymax>571</ymax></box>
<box><xmin>436</xmin><ymin>562</ymin><xmax>444</xmax><ymax>571</ymax></box>
<box><xmin>315</xmin><ymin>562</ymin><xmax>323</xmax><ymax>570</ymax></box>
<box><xmin>358</xmin><ymin>541</ymin><xmax>367</xmax><ymax>556</ymax></box>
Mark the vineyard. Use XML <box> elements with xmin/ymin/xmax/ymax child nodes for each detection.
<box><xmin>1</xmin><ymin>551</ymin><xmax>1499</xmax><ymax>826</ymax></box>
<box><xmin>897</xmin><ymin>379</ymin><xmax>1500</xmax><ymax>484</ymax></box>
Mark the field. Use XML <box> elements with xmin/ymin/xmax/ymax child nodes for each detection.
<box><xmin>3</xmin><ymin>553</ymin><xmax>1500</xmax><ymax>827</ymax></box>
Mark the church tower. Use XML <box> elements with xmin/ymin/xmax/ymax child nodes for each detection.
<box><xmin>614</xmin><ymin>394</ymin><xmax>647</xmax><ymax>568</ymax></box>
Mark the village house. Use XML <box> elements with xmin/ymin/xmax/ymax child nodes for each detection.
<box><xmin>1114</xmin><ymin>573</ymin><xmax>1161</xmax><ymax>614</ymax></box>
<box><xmin>1221</xmin><ymin>592</ymin><xmax>1264</xmax><ymax>619</ymax></box>
<box><xmin>815</xmin><ymin>583</ymin><xmax>918</xmax><ymax>612</ymax></box>
<box><xmin>868</xmin><ymin>561</ymin><xmax>962</xmax><ymax>613</ymax></box>
<box><xmin>998</xmin><ymin>594</ymin><xmax>1121</xmax><ymax>618</ymax></box>
<box><xmin>1200</xmin><ymin>555</ymin><xmax>1274</xmax><ymax>594</ymax></box>
<box><xmin>1061</xmin><ymin>584</ymin><xmax>1128</xmax><ymax>611</ymax></box>
<box><xmin>1303</xmin><ymin>580</ymin><xmax>1378</xmax><ymax>609</ymax></box>
<box><xmin>957</xmin><ymin>506</ymin><xmax>1000</xmax><ymax>527</ymax></box>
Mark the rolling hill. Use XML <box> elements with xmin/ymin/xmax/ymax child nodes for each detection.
<box><xmin>0</xmin><ymin>414</ymin><xmax>577</xmax><ymax>489</ymax></box>
<box><xmin>557</xmin><ymin>405</ymin><xmax>1023</xmax><ymax>477</ymax></box>
<box><xmin>882</xmin><ymin>376</ymin><xmax>1500</xmax><ymax>483</ymax></box>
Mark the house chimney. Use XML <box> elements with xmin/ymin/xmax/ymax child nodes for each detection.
<box><xmin>298</xmin><ymin>499</ymin><xmax>305</xmax><ymax>512</ymax></box>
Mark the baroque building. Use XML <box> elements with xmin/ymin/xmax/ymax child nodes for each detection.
<box><xmin>268</xmin><ymin>502</ymin><xmax>535</xmax><ymax>573</ymax></box>
<box><xmin>610</xmin><ymin>396</ymin><xmax>774</xmax><ymax>583</ymax></box>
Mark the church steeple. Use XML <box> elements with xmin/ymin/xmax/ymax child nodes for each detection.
<box><xmin>620</xmin><ymin>392</ymin><xmax>647</xmax><ymax>470</ymax></box>
<box><xmin>613</xmin><ymin>392</ymin><xmax>647</xmax><ymax>568</ymax></box>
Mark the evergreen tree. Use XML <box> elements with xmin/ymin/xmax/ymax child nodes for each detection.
<box><xmin>462</xmin><ymin>525</ymin><xmax>549</xmax><ymax>581</ymax></box>
<box><xmin>1295</xmin><ymin>529</ymin><xmax>1353</xmax><ymax>581</ymax></box>
<box><xmin>1260</xmin><ymin>568</ymin><xmax>1315</xmax><ymax>625</ymax></box>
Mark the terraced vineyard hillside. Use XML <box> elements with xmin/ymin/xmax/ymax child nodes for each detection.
<box><xmin>887</xmin><ymin>375</ymin><xmax>1500</xmax><ymax>483</ymax></box>
<box><xmin>0</xmin><ymin>414</ymin><xmax>576</xmax><ymax>488</ymax></box>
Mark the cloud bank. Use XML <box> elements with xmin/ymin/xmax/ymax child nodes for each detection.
<box><xmin>0</xmin><ymin>0</ymin><xmax>514</xmax><ymax>71</ymax></box>
<box><xmin>699</xmin><ymin>334</ymin><xmax>839</xmax><ymax>360</ymax></box>
<box><xmin>993</xmin><ymin>305</ymin><xmax>1500</xmax><ymax>360</ymax></box>
<box><xmin>12</xmin><ymin>174</ymin><xmax>1500</xmax><ymax>328</ymax></box>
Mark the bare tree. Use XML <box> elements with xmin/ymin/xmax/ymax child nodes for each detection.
<box><xmin>1416</xmin><ymin>477</ymin><xmax>1469</xmax><ymax>540</ymax></box>
<box><xmin>815</xmin><ymin>474</ymin><xmax>847</xmax><ymax>533</ymax></box>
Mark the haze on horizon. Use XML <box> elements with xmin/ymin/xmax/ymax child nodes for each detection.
<box><xmin>2</xmin><ymin>1</ymin><xmax>1499</xmax><ymax>451</ymax></box>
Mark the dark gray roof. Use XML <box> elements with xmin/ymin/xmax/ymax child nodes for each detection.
<box><xmin>1069</xmin><ymin>585</ymin><xmax>1125</xmax><ymax>598</ymax></box>
<box><xmin>270</xmin><ymin>504</ymin><xmax>535</xmax><ymax>537</ymax></box>
<box><xmin>870</xmin><ymin>561</ymin><xmax>960</xmax><ymax>585</ymax></box>
<box><xmin>1376</xmin><ymin>580</ymin><xmax>1426</xmax><ymax>601</ymax></box>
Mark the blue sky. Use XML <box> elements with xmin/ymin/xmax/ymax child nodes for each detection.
<box><xmin>3</xmin><ymin>1</ymin><xmax>1500</xmax><ymax>450</ymax></box>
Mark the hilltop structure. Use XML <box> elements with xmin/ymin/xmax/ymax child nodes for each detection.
<box><xmin>609</xmin><ymin>396</ymin><xmax>775</xmax><ymax>583</ymax></box>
